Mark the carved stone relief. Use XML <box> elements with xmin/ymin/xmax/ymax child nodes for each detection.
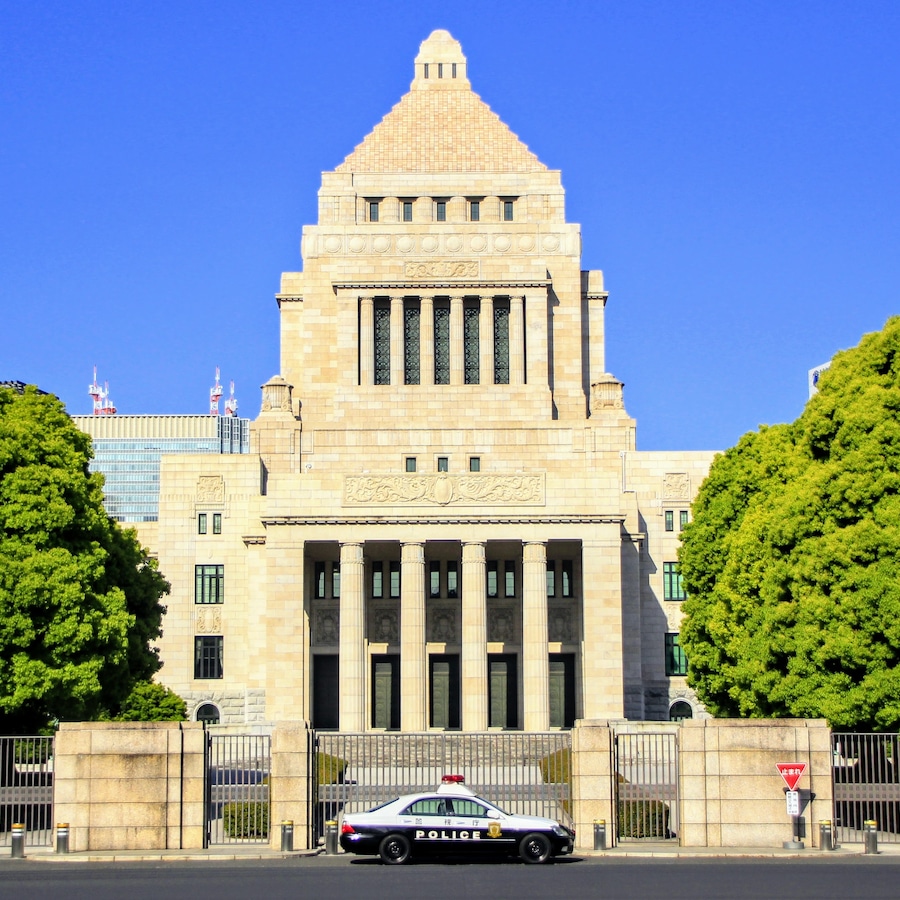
<box><xmin>405</xmin><ymin>260</ymin><xmax>479</xmax><ymax>279</ymax></box>
<box><xmin>345</xmin><ymin>474</ymin><xmax>543</xmax><ymax>507</ymax></box>
<box><xmin>663</xmin><ymin>473</ymin><xmax>690</xmax><ymax>501</ymax></box>
<box><xmin>428</xmin><ymin>606</ymin><xmax>458</xmax><ymax>643</ymax></box>
<box><xmin>487</xmin><ymin>605</ymin><xmax>517</xmax><ymax>643</ymax></box>
<box><xmin>314</xmin><ymin>607</ymin><xmax>340</xmax><ymax>646</ymax></box>
<box><xmin>548</xmin><ymin>605</ymin><xmax>574</xmax><ymax>643</ymax></box>
<box><xmin>197</xmin><ymin>476</ymin><xmax>225</xmax><ymax>504</ymax></box>
<box><xmin>369</xmin><ymin>607</ymin><xmax>399</xmax><ymax>643</ymax></box>
<box><xmin>194</xmin><ymin>608</ymin><xmax>222</xmax><ymax>634</ymax></box>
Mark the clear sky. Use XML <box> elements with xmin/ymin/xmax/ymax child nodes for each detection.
<box><xmin>2</xmin><ymin>1</ymin><xmax>899</xmax><ymax>451</ymax></box>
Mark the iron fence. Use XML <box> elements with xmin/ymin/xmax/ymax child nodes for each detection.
<box><xmin>615</xmin><ymin>732</ymin><xmax>678</xmax><ymax>841</ymax></box>
<box><xmin>311</xmin><ymin>731</ymin><xmax>572</xmax><ymax>845</ymax></box>
<box><xmin>206</xmin><ymin>733</ymin><xmax>271</xmax><ymax>845</ymax></box>
<box><xmin>0</xmin><ymin>736</ymin><xmax>55</xmax><ymax>847</ymax></box>
<box><xmin>832</xmin><ymin>732</ymin><xmax>900</xmax><ymax>845</ymax></box>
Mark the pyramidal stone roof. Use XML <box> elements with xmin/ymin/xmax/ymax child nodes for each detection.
<box><xmin>335</xmin><ymin>30</ymin><xmax>547</xmax><ymax>175</ymax></box>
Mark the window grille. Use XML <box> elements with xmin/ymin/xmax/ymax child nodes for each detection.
<box><xmin>194</xmin><ymin>636</ymin><xmax>223</xmax><ymax>679</ymax></box>
<box><xmin>464</xmin><ymin>299</ymin><xmax>480</xmax><ymax>384</ymax></box>
<box><xmin>374</xmin><ymin>300</ymin><xmax>391</xmax><ymax>385</ymax></box>
<box><xmin>213</xmin><ymin>512</ymin><xmax>222</xmax><ymax>534</ymax></box>
<box><xmin>434</xmin><ymin>302</ymin><xmax>450</xmax><ymax>384</ymax></box>
<box><xmin>404</xmin><ymin>299</ymin><xmax>421</xmax><ymax>384</ymax></box>
<box><xmin>665</xmin><ymin>510</ymin><xmax>674</xmax><ymax>532</ymax></box>
<box><xmin>493</xmin><ymin>299</ymin><xmax>510</xmax><ymax>384</ymax></box>
<box><xmin>198</xmin><ymin>513</ymin><xmax>207</xmax><ymax>534</ymax></box>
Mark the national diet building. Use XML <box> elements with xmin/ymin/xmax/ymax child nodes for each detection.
<box><xmin>147</xmin><ymin>31</ymin><xmax>715</xmax><ymax>730</ymax></box>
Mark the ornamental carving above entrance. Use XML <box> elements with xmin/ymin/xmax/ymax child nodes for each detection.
<box><xmin>344</xmin><ymin>473</ymin><xmax>544</xmax><ymax>507</ymax></box>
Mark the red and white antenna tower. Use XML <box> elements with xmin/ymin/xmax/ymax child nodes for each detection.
<box><xmin>88</xmin><ymin>366</ymin><xmax>117</xmax><ymax>415</ymax></box>
<box><xmin>210</xmin><ymin>367</ymin><xmax>223</xmax><ymax>416</ymax></box>
<box><xmin>224</xmin><ymin>381</ymin><xmax>238</xmax><ymax>417</ymax></box>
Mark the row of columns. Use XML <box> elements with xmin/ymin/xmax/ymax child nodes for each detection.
<box><xmin>338</xmin><ymin>539</ymin><xmax>551</xmax><ymax>733</ymax></box>
<box><xmin>359</xmin><ymin>295</ymin><xmax>526</xmax><ymax>387</ymax></box>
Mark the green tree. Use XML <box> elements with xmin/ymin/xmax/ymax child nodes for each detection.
<box><xmin>115</xmin><ymin>681</ymin><xmax>186</xmax><ymax>721</ymax></box>
<box><xmin>0</xmin><ymin>386</ymin><xmax>169</xmax><ymax>733</ymax></box>
<box><xmin>679</xmin><ymin>317</ymin><xmax>900</xmax><ymax>731</ymax></box>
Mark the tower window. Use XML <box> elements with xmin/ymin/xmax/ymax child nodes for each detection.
<box><xmin>665</xmin><ymin>510</ymin><xmax>674</xmax><ymax>532</ymax></box>
<box><xmin>368</xmin><ymin>200</ymin><xmax>379</xmax><ymax>222</ymax></box>
<box><xmin>469</xmin><ymin>200</ymin><xmax>480</xmax><ymax>222</ymax></box>
<box><xmin>437</xmin><ymin>456</ymin><xmax>449</xmax><ymax>472</ymax></box>
<box><xmin>436</xmin><ymin>200</ymin><xmax>447</xmax><ymax>222</ymax></box>
<box><xmin>402</xmin><ymin>200</ymin><xmax>413</xmax><ymax>222</ymax></box>
<box><xmin>503</xmin><ymin>199</ymin><xmax>514</xmax><ymax>221</ymax></box>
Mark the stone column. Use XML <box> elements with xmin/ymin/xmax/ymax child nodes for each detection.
<box><xmin>339</xmin><ymin>541</ymin><xmax>366</xmax><ymax>732</ymax></box>
<box><xmin>461</xmin><ymin>541</ymin><xmax>488</xmax><ymax>731</ymax></box>
<box><xmin>479</xmin><ymin>295</ymin><xmax>494</xmax><ymax>386</ymax></box>
<box><xmin>450</xmin><ymin>295</ymin><xmax>464</xmax><ymax>385</ymax></box>
<box><xmin>523</xmin><ymin>290</ymin><xmax>548</xmax><ymax>388</ymax></box>
<box><xmin>391</xmin><ymin>295</ymin><xmax>404</xmax><ymax>386</ymax></box>
<box><xmin>581</xmin><ymin>529</ymin><xmax>624</xmax><ymax>719</ymax></box>
<box><xmin>420</xmin><ymin>296</ymin><xmax>435</xmax><ymax>386</ymax></box>
<box><xmin>360</xmin><ymin>297</ymin><xmax>374</xmax><ymax>386</ymax></box>
<box><xmin>522</xmin><ymin>541</ymin><xmax>550</xmax><ymax>731</ymax></box>
<box><xmin>400</xmin><ymin>541</ymin><xmax>427</xmax><ymax>731</ymax></box>
<box><xmin>510</xmin><ymin>295</ymin><xmax>525</xmax><ymax>385</ymax></box>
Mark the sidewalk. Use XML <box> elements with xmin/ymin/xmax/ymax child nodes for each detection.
<box><xmin>4</xmin><ymin>841</ymin><xmax>898</xmax><ymax>863</ymax></box>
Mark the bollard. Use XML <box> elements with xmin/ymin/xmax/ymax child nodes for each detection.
<box><xmin>281</xmin><ymin>820</ymin><xmax>294</xmax><ymax>853</ymax></box>
<box><xmin>56</xmin><ymin>823</ymin><xmax>70</xmax><ymax>854</ymax></box>
<box><xmin>325</xmin><ymin>819</ymin><xmax>339</xmax><ymax>855</ymax></box>
<box><xmin>10</xmin><ymin>823</ymin><xmax>25</xmax><ymax>859</ymax></box>
<box><xmin>593</xmin><ymin>819</ymin><xmax>607</xmax><ymax>851</ymax></box>
<box><xmin>864</xmin><ymin>820</ymin><xmax>878</xmax><ymax>855</ymax></box>
<box><xmin>819</xmin><ymin>820</ymin><xmax>833</xmax><ymax>852</ymax></box>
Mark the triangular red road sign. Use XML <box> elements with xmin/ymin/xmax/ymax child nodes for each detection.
<box><xmin>776</xmin><ymin>762</ymin><xmax>807</xmax><ymax>791</ymax></box>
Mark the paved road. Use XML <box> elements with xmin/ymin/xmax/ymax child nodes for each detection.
<box><xmin>3</xmin><ymin>856</ymin><xmax>900</xmax><ymax>900</ymax></box>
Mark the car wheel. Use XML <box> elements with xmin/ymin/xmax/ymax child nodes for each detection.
<box><xmin>519</xmin><ymin>832</ymin><xmax>552</xmax><ymax>864</ymax></box>
<box><xmin>379</xmin><ymin>833</ymin><xmax>411</xmax><ymax>865</ymax></box>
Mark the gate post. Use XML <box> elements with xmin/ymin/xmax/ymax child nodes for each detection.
<box><xmin>269</xmin><ymin>722</ymin><xmax>312</xmax><ymax>851</ymax></box>
<box><xmin>571</xmin><ymin>721</ymin><xmax>617</xmax><ymax>852</ymax></box>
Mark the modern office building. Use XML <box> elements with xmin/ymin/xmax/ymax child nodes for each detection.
<box><xmin>73</xmin><ymin>415</ymin><xmax>250</xmax><ymax>523</ymax></box>
<box><xmin>146</xmin><ymin>30</ymin><xmax>715</xmax><ymax>729</ymax></box>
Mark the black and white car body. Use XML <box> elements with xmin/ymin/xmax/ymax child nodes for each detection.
<box><xmin>339</xmin><ymin>775</ymin><xmax>574</xmax><ymax>864</ymax></box>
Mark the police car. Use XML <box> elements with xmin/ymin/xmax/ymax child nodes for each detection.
<box><xmin>339</xmin><ymin>774</ymin><xmax>574</xmax><ymax>864</ymax></box>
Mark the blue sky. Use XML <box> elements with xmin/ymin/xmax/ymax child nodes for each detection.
<box><xmin>2</xmin><ymin>1</ymin><xmax>899</xmax><ymax>451</ymax></box>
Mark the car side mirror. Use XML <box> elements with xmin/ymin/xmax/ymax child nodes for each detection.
<box><xmin>486</xmin><ymin>810</ymin><xmax>501</xmax><ymax>820</ymax></box>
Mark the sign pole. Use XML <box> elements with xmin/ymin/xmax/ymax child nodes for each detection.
<box><xmin>777</xmin><ymin>763</ymin><xmax>807</xmax><ymax>850</ymax></box>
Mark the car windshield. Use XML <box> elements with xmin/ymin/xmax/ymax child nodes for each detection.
<box><xmin>365</xmin><ymin>797</ymin><xmax>400</xmax><ymax>812</ymax></box>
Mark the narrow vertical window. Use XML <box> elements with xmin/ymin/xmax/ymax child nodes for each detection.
<box><xmin>665</xmin><ymin>633</ymin><xmax>688</xmax><ymax>676</ymax></box>
<box><xmin>438</xmin><ymin>62</ymin><xmax>443</xmax><ymax>78</ymax></box>
<box><xmin>213</xmin><ymin>513</ymin><xmax>222</xmax><ymax>534</ymax></box>
<box><xmin>680</xmin><ymin>510</ymin><xmax>689</xmax><ymax>531</ymax></box>
<box><xmin>469</xmin><ymin>200</ymin><xmax>480</xmax><ymax>221</ymax></box>
<box><xmin>464</xmin><ymin>299</ymin><xmax>480</xmax><ymax>384</ymax></box>
<box><xmin>429</xmin><ymin>560</ymin><xmax>441</xmax><ymax>598</ymax></box>
<box><xmin>493</xmin><ymin>298</ymin><xmax>510</xmax><ymax>384</ymax></box>
<box><xmin>504</xmin><ymin>562</ymin><xmax>516</xmax><ymax>598</ymax></box>
<box><xmin>198</xmin><ymin>514</ymin><xmax>207</xmax><ymax>535</ymax></box>
<box><xmin>405</xmin><ymin>457</ymin><xmax>417</xmax><ymax>473</ymax></box>
<box><xmin>452</xmin><ymin>63</ymin><xmax>457</xmax><ymax>78</ymax></box>
<box><xmin>436</xmin><ymin>200</ymin><xmax>447</xmax><ymax>222</ymax></box>
<box><xmin>546</xmin><ymin>564</ymin><xmax>556</xmax><ymax>598</ymax></box>
<box><xmin>665</xmin><ymin>510</ymin><xmax>674</xmax><ymax>532</ymax></box>
<box><xmin>447</xmin><ymin>561</ymin><xmax>458</xmax><ymax>598</ymax></box>
<box><xmin>469</xmin><ymin>457</ymin><xmax>481</xmax><ymax>472</ymax></box>
<box><xmin>368</xmin><ymin>200</ymin><xmax>379</xmax><ymax>222</ymax></box>
<box><xmin>562</xmin><ymin>560</ymin><xmax>574</xmax><ymax>598</ymax></box>
<box><xmin>315</xmin><ymin>561</ymin><xmax>326</xmax><ymax>599</ymax></box>
<box><xmin>424</xmin><ymin>63</ymin><xmax>430</xmax><ymax>78</ymax></box>
<box><xmin>404</xmin><ymin>299</ymin><xmax>421</xmax><ymax>385</ymax></box>
<box><xmin>389</xmin><ymin>560</ymin><xmax>401</xmax><ymax>599</ymax></box>
<box><xmin>503</xmin><ymin>199</ymin><xmax>514</xmax><ymax>221</ymax></box>
<box><xmin>332</xmin><ymin>565</ymin><xmax>341</xmax><ymax>600</ymax></box>
<box><xmin>664</xmin><ymin>562</ymin><xmax>686</xmax><ymax>600</ymax></box>
<box><xmin>486</xmin><ymin>561</ymin><xmax>499</xmax><ymax>598</ymax></box>
<box><xmin>372</xmin><ymin>563</ymin><xmax>383</xmax><ymax>599</ymax></box>
<box><xmin>374</xmin><ymin>299</ymin><xmax>391</xmax><ymax>385</ymax></box>
<box><xmin>437</xmin><ymin>456</ymin><xmax>449</xmax><ymax>472</ymax></box>
<box><xmin>434</xmin><ymin>300</ymin><xmax>450</xmax><ymax>384</ymax></box>
<box><xmin>402</xmin><ymin>200</ymin><xmax>413</xmax><ymax>222</ymax></box>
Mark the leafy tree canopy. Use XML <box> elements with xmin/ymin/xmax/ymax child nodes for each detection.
<box><xmin>680</xmin><ymin>317</ymin><xmax>900</xmax><ymax>731</ymax></box>
<box><xmin>0</xmin><ymin>387</ymin><xmax>169</xmax><ymax>733</ymax></box>
<box><xmin>115</xmin><ymin>681</ymin><xmax>186</xmax><ymax>722</ymax></box>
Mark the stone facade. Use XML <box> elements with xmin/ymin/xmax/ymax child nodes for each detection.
<box><xmin>148</xmin><ymin>30</ymin><xmax>716</xmax><ymax>730</ymax></box>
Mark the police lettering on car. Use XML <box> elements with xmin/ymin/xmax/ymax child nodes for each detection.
<box><xmin>339</xmin><ymin>774</ymin><xmax>574</xmax><ymax>865</ymax></box>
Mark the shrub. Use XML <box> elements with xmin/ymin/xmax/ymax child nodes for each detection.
<box><xmin>618</xmin><ymin>800</ymin><xmax>671</xmax><ymax>839</ymax></box>
<box><xmin>223</xmin><ymin>801</ymin><xmax>269</xmax><ymax>839</ymax></box>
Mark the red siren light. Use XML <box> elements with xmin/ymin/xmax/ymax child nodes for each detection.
<box><xmin>441</xmin><ymin>774</ymin><xmax>465</xmax><ymax>784</ymax></box>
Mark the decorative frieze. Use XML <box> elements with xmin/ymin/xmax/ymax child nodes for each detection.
<box><xmin>428</xmin><ymin>606</ymin><xmax>458</xmax><ymax>642</ymax></box>
<box><xmin>487</xmin><ymin>605</ymin><xmax>517</xmax><ymax>642</ymax></box>
<box><xmin>314</xmin><ymin>607</ymin><xmax>340</xmax><ymax>645</ymax></box>
<box><xmin>548</xmin><ymin>604</ymin><xmax>574</xmax><ymax>642</ymax></box>
<box><xmin>344</xmin><ymin>473</ymin><xmax>544</xmax><ymax>507</ymax></box>
<box><xmin>197</xmin><ymin>475</ymin><xmax>225</xmax><ymax>504</ymax></box>
<box><xmin>316</xmin><ymin>233</ymin><xmax>571</xmax><ymax>258</ymax></box>
<box><xmin>369</xmin><ymin>606</ymin><xmax>400</xmax><ymax>643</ymax></box>
<box><xmin>663</xmin><ymin>472</ymin><xmax>690</xmax><ymax>501</ymax></box>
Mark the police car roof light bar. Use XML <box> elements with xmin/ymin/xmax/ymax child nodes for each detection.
<box><xmin>441</xmin><ymin>774</ymin><xmax>465</xmax><ymax>784</ymax></box>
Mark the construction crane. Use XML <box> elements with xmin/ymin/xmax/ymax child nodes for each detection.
<box><xmin>210</xmin><ymin>367</ymin><xmax>223</xmax><ymax>416</ymax></box>
<box><xmin>88</xmin><ymin>366</ymin><xmax>116</xmax><ymax>415</ymax></box>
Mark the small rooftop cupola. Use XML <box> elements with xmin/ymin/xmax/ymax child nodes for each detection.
<box><xmin>412</xmin><ymin>29</ymin><xmax>470</xmax><ymax>90</ymax></box>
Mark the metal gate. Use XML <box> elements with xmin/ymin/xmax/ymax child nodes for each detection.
<box><xmin>832</xmin><ymin>732</ymin><xmax>900</xmax><ymax>845</ymax></box>
<box><xmin>310</xmin><ymin>731</ymin><xmax>572</xmax><ymax>846</ymax></box>
<box><xmin>0</xmin><ymin>736</ymin><xmax>54</xmax><ymax>848</ymax></box>
<box><xmin>615</xmin><ymin>732</ymin><xmax>678</xmax><ymax>841</ymax></box>
<box><xmin>206</xmin><ymin>733</ymin><xmax>271</xmax><ymax>845</ymax></box>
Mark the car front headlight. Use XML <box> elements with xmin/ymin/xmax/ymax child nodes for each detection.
<box><xmin>552</xmin><ymin>825</ymin><xmax>568</xmax><ymax>837</ymax></box>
